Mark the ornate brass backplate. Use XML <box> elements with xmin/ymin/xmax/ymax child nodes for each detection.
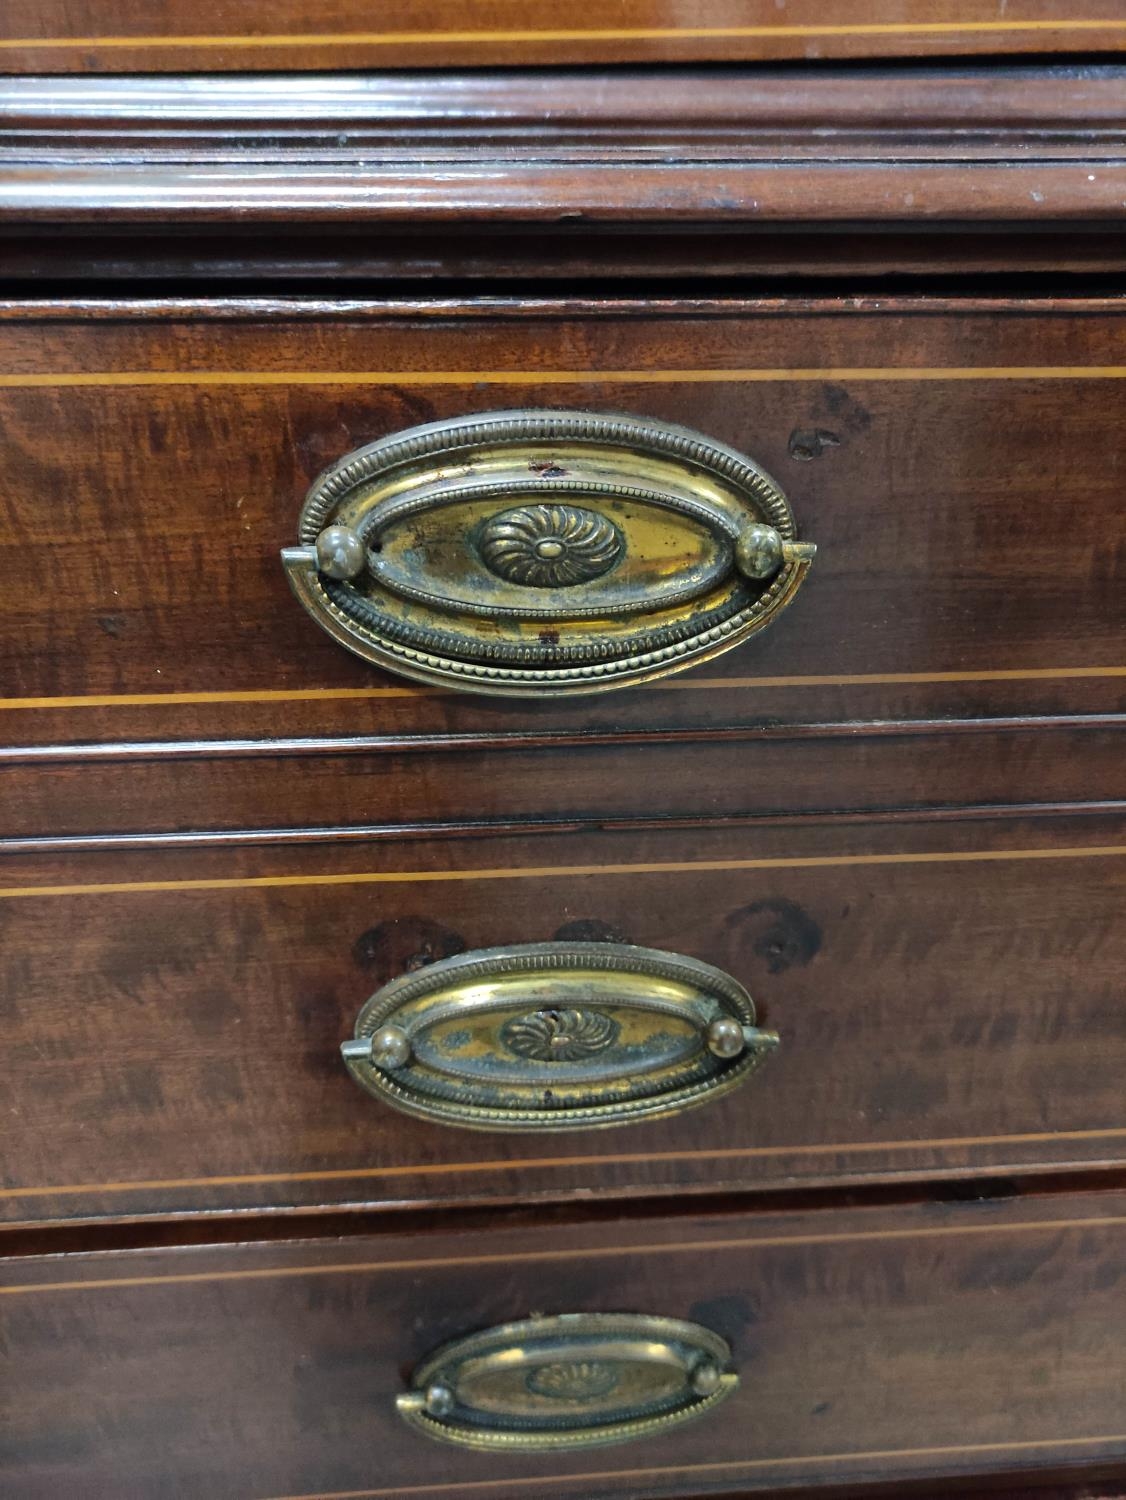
<box><xmin>282</xmin><ymin>410</ymin><xmax>816</xmax><ymax>695</ymax></box>
<box><xmin>397</xmin><ymin>1313</ymin><xmax>738</xmax><ymax>1451</ymax></box>
<box><xmin>339</xmin><ymin>941</ymin><xmax>779</xmax><ymax>1131</ymax></box>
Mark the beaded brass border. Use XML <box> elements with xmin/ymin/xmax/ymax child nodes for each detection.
<box><xmin>343</xmin><ymin>942</ymin><xmax>772</xmax><ymax>1132</ymax></box>
<box><xmin>285</xmin><ymin>409</ymin><xmax>815</xmax><ymax>696</ymax></box>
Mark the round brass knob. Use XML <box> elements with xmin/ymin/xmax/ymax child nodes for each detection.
<box><xmin>690</xmin><ymin>1359</ymin><xmax>723</xmax><ymax>1396</ymax></box>
<box><xmin>425</xmin><ymin>1384</ymin><xmax>455</xmax><ymax>1418</ymax></box>
<box><xmin>314</xmin><ymin>524</ymin><xmax>366</xmax><ymax>580</ymax></box>
<box><xmin>706</xmin><ymin>1016</ymin><xmax>747</xmax><ymax>1059</ymax></box>
<box><xmin>734</xmin><ymin>522</ymin><xmax>785</xmax><ymax>580</ymax></box>
<box><xmin>370</xmin><ymin>1024</ymin><xmax>412</xmax><ymax>1071</ymax></box>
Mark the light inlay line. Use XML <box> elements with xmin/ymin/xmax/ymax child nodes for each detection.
<box><xmin>2</xmin><ymin>366</ymin><xmax>1126</xmax><ymax>388</ymax></box>
<box><xmin>0</xmin><ymin>686</ymin><xmax>428</xmax><ymax>710</ymax></box>
<box><xmin>3</xmin><ymin>20</ymin><xmax>1126</xmax><ymax>51</ymax></box>
<box><xmin>4</xmin><ymin>1212</ymin><xmax>1126</xmax><ymax>1296</ymax></box>
<box><xmin>2</xmin><ymin>667</ymin><xmax>1125</xmax><ymax>712</ymax></box>
<box><xmin>1</xmin><ymin>843</ymin><xmax>1124</xmax><ymax>902</ymax></box>
<box><xmin>4</xmin><ymin>1123</ymin><xmax>1126</xmax><ymax>1203</ymax></box>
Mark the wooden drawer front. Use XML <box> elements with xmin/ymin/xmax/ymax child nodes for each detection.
<box><xmin>2</xmin><ymin>2</ymin><xmax>1124</xmax><ymax>72</ymax></box>
<box><xmin>2</xmin><ymin>813</ymin><xmax>1123</xmax><ymax>1224</ymax></box>
<box><xmin>5</xmin><ymin>1191</ymin><xmax>1126</xmax><ymax>1499</ymax></box>
<box><xmin>5</xmin><ymin>720</ymin><xmax>1125</xmax><ymax>838</ymax></box>
<box><xmin>1</xmin><ymin>298</ymin><xmax>1124</xmax><ymax>748</ymax></box>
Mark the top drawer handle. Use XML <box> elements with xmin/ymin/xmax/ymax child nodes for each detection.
<box><xmin>283</xmin><ymin>409</ymin><xmax>815</xmax><ymax>696</ymax></box>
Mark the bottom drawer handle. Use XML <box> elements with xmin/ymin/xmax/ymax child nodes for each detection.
<box><xmin>397</xmin><ymin>1313</ymin><xmax>737</xmax><ymax>1451</ymax></box>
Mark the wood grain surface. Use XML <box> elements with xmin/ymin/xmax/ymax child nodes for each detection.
<box><xmin>1</xmin><ymin>1</ymin><xmax>1125</xmax><ymax>71</ymax></box>
<box><xmin>3</xmin><ymin>720</ymin><xmax>1124</xmax><ymax>838</ymax></box>
<box><xmin>1</xmin><ymin>811</ymin><xmax>1123</xmax><ymax>1224</ymax></box>
<box><xmin>4</xmin><ymin>1189</ymin><xmax>1126</xmax><ymax>1498</ymax></box>
<box><xmin>2</xmin><ymin>71</ymin><xmax>1124</xmax><ymax>280</ymax></box>
<box><xmin>2</xmin><ymin>38</ymin><xmax>1125</xmax><ymax>1500</ymax></box>
<box><xmin>1</xmin><ymin>298</ymin><xmax>1123</xmax><ymax>746</ymax></box>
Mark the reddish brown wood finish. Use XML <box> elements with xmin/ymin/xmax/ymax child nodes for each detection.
<box><xmin>1</xmin><ymin>1</ymin><xmax>1125</xmax><ymax>72</ymax></box>
<box><xmin>0</xmin><ymin>298</ymin><xmax>1123</xmax><ymax>748</ymax></box>
<box><xmin>6</xmin><ymin>70</ymin><xmax>1125</xmax><ymax>145</ymax></box>
<box><xmin>6</xmin><ymin>152</ymin><xmax>1126</xmax><ymax>226</ymax></box>
<box><xmin>1</xmin><ymin>811</ymin><xmax>1123</xmax><ymax>1225</ymax></box>
<box><xmin>4</xmin><ymin>1189</ymin><xmax>1126</xmax><ymax>1498</ymax></box>
<box><xmin>4</xmin><ymin>680</ymin><xmax>1126</xmax><ymax>756</ymax></box>
<box><xmin>1</xmin><ymin>75</ymin><xmax>1124</xmax><ymax>227</ymax></box>
<box><xmin>3</xmin><ymin>721</ymin><xmax>1124</xmax><ymax>838</ymax></box>
<box><xmin>0</xmin><ymin>38</ymin><xmax>1123</xmax><ymax>1500</ymax></box>
<box><xmin>1</xmin><ymin>71</ymin><xmax>1124</xmax><ymax>280</ymax></box>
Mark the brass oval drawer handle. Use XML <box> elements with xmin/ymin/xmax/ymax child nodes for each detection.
<box><xmin>397</xmin><ymin>1313</ymin><xmax>737</xmax><ymax>1452</ymax></box>
<box><xmin>283</xmin><ymin>409</ymin><xmax>815</xmax><ymax>696</ymax></box>
<box><xmin>339</xmin><ymin>941</ymin><xmax>779</xmax><ymax>1131</ymax></box>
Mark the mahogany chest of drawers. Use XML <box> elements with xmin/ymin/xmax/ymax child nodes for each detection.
<box><xmin>1</xmin><ymin>15</ymin><xmax>1125</xmax><ymax>1500</ymax></box>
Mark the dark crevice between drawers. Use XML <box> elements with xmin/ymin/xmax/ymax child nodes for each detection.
<box><xmin>4</xmin><ymin>1166</ymin><xmax>1126</xmax><ymax>1261</ymax></box>
<box><xmin>3</xmin><ymin>278</ymin><xmax>1126</xmax><ymax>305</ymax></box>
<box><xmin>4</xmin><ymin>269</ymin><xmax>1126</xmax><ymax>299</ymax></box>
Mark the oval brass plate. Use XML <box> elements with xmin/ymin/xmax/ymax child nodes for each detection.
<box><xmin>340</xmin><ymin>941</ymin><xmax>779</xmax><ymax>1131</ymax></box>
<box><xmin>397</xmin><ymin>1313</ymin><xmax>737</xmax><ymax>1451</ymax></box>
<box><xmin>282</xmin><ymin>410</ymin><xmax>815</xmax><ymax>696</ymax></box>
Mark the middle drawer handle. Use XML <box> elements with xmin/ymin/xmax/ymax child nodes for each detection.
<box><xmin>340</xmin><ymin>941</ymin><xmax>779</xmax><ymax>1131</ymax></box>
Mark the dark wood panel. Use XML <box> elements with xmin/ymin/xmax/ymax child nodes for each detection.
<box><xmin>3</xmin><ymin>675</ymin><xmax>1126</xmax><ymax>753</ymax></box>
<box><xmin>2</xmin><ymin>721</ymin><xmax>1124</xmax><ymax>837</ymax></box>
<box><xmin>4</xmin><ymin>1190</ymin><xmax>1126</xmax><ymax>1498</ymax></box>
<box><xmin>1</xmin><ymin>812</ymin><xmax>1123</xmax><ymax>1224</ymax></box>
<box><xmin>1</xmin><ymin>1</ymin><xmax>1124</xmax><ymax>70</ymax></box>
<box><xmin>1</xmin><ymin>299</ymin><xmax>1124</xmax><ymax>742</ymax></box>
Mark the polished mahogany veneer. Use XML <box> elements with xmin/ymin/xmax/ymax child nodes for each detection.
<box><xmin>1</xmin><ymin>812</ymin><xmax>1123</xmax><ymax>1225</ymax></box>
<box><xmin>5</xmin><ymin>1190</ymin><xmax>1126</xmax><ymax>1499</ymax></box>
<box><xmin>3</xmin><ymin>721</ymin><xmax>1124</xmax><ymax>839</ymax></box>
<box><xmin>0</xmin><ymin>298</ymin><xmax>1123</xmax><ymax>749</ymax></box>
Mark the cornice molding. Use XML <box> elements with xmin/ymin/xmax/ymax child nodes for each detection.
<box><xmin>0</xmin><ymin>71</ymin><xmax>1122</xmax><ymax>273</ymax></box>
